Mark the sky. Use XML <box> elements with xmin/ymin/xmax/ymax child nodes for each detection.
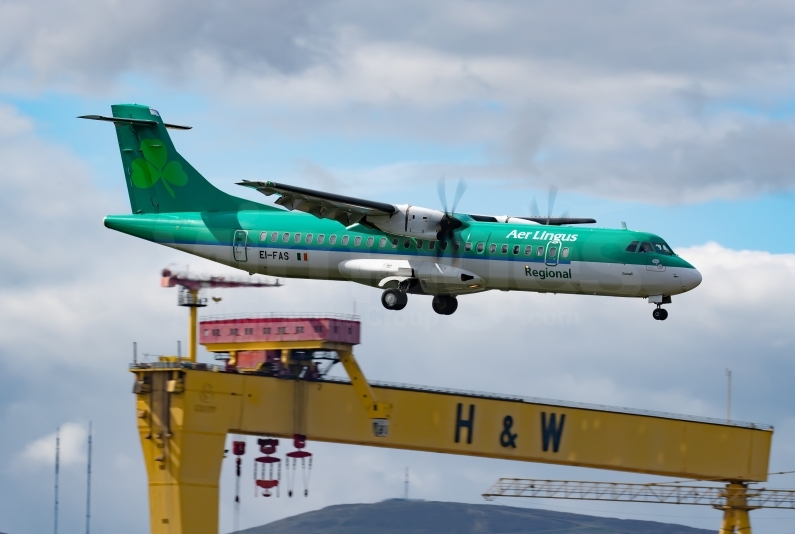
<box><xmin>0</xmin><ymin>1</ymin><xmax>794</xmax><ymax>533</ymax></box>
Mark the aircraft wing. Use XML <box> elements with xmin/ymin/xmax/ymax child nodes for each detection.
<box><xmin>468</xmin><ymin>214</ymin><xmax>596</xmax><ymax>226</ymax></box>
<box><xmin>238</xmin><ymin>180</ymin><xmax>397</xmax><ymax>227</ymax></box>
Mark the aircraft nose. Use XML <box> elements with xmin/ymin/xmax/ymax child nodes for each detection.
<box><xmin>682</xmin><ymin>268</ymin><xmax>702</xmax><ymax>291</ymax></box>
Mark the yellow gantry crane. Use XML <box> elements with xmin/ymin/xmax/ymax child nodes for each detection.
<box><xmin>132</xmin><ymin>280</ymin><xmax>776</xmax><ymax>534</ymax></box>
<box><xmin>483</xmin><ymin>478</ymin><xmax>795</xmax><ymax>533</ymax></box>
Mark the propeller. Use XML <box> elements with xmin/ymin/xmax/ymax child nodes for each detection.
<box><xmin>436</xmin><ymin>178</ymin><xmax>467</xmax><ymax>253</ymax></box>
<box><xmin>530</xmin><ymin>185</ymin><xmax>563</xmax><ymax>223</ymax></box>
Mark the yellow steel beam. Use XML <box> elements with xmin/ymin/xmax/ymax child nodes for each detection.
<box><xmin>201</xmin><ymin>340</ymin><xmax>354</xmax><ymax>352</ymax></box>
<box><xmin>132</xmin><ymin>366</ymin><xmax>772</xmax><ymax>534</ymax></box>
<box><xmin>187</xmin><ymin>290</ymin><xmax>199</xmax><ymax>362</ymax></box>
<box><xmin>337</xmin><ymin>349</ymin><xmax>392</xmax><ymax>419</ymax></box>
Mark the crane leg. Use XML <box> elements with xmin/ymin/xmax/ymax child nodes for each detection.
<box><xmin>719</xmin><ymin>509</ymin><xmax>734</xmax><ymax>533</ymax></box>
<box><xmin>734</xmin><ymin>509</ymin><xmax>751</xmax><ymax>534</ymax></box>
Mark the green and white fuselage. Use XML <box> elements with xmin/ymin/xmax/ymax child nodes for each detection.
<box><xmin>91</xmin><ymin>104</ymin><xmax>701</xmax><ymax>319</ymax></box>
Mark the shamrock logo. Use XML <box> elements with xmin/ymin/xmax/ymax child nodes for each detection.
<box><xmin>130</xmin><ymin>139</ymin><xmax>188</xmax><ymax>197</ymax></box>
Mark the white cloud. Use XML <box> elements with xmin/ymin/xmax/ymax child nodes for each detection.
<box><xmin>18</xmin><ymin>422</ymin><xmax>87</xmax><ymax>467</ymax></box>
<box><xmin>3</xmin><ymin>1</ymin><xmax>795</xmax><ymax>201</ymax></box>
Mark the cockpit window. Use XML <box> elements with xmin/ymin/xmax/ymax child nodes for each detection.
<box><xmin>638</xmin><ymin>242</ymin><xmax>653</xmax><ymax>253</ymax></box>
<box><xmin>625</xmin><ymin>241</ymin><xmax>639</xmax><ymax>252</ymax></box>
<box><xmin>652</xmin><ymin>242</ymin><xmax>674</xmax><ymax>255</ymax></box>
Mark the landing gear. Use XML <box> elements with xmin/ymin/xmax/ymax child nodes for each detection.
<box><xmin>381</xmin><ymin>288</ymin><xmax>407</xmax><ymax>310</ymax></box>
<box><xmin>432</xmin><ymin>295</ymin><xmax>458</xmax><ymax>315</ymax></box>
<box><xmin>652</xmin><ymin>307</ymin><xmax>668</xmax><ymax>321</ymax></box>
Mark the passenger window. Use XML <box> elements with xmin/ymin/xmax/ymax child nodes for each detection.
<box><xmin>453</xmin><ymin>241</ymin><xmax>460</xmax><ymax>251</ymax></box>
<box><xmin>513</xmin><ymin>245</ymin><xmax>520</xmax><ymax>255</ymax></box>
<box><xmin>524</xmin><ymin>245</ymin><xmax>532</xmax><ymax>255</ymax></box>
<box><xmin>625</xmin><ymin>241</ymin><xmax>639</xmax><ymax>252</ymax></box>
<box><xmin>429</xmin><ymin>240</ymin><xmax>436</xmax><ymax>250</ymax></box>
<box><xmin>489</xmin><ymin>243</ymin><xmax>497</xmax><ymax>253</ymax></box>
<box><xmin>342</xmin><ymin>235</ymin><xmax>350</xmax><ymax>245</ymax></box>
<box><xmin>465</xmin><ymin>242</ymin><xmax>472</xmax><ymax>252</ymax></box>
<box><xmin>259</xmin><ymin>232</ymin><xmax>268</xmax><ymax>242</ymax></box>
<box><xmin>404</xmin><ymin>239</ymin><xmax>411</xmax><ymax>248</ymax></box>
<box><xmin>440</xmin><ymin>241</ymin><xmax>449</xmax><ymax>251</ymax></box>
<box><xmin>379</xmin><ymin>237</ymin><xmax>387</xmax><ymax>247</ymax></box>
<box><xmin>416</xmin><ymin>240</ymin><xmax>423</xmax><ymax>249</ymax></box>
<box><xmin>282</xmin><ymin>232</ymin><xmax>290</xmax><ymax>242</ymax></box>
<box><xmin>501</xmin><ymin>244</ymin><xmax>508</xmax><ymax>254</ymax></box>
<box><xmin>561</xmin><ymin>247</ymin><xmax>570</xmax><ymax>258</ymax></box>
<box><xmin>366</xmin><ymin>236</ymin><xmax>374</xmax><ymax>247</ymax></box>
<box><xmin>329</xmin><ymin>235</ymin><xmax>337</xmax><ymax>245</ymax></box>
<box><xmin>271</xmin><ymin>231</ymin><xmax>278</xmax><ymax>242</ymax></box>
<box><xmin>638</xmin><ymin>242</ymin><xmax>653</xmax><ymax>253</ymax></box>
<box><xmin>548</xmin><ymin>246</ymin><xmax>558</xmax><ymax>256</ymax></box>
<box><xmin>294</xmin><ymin>233</ymin><xmax>302</xmax><ymax>243</ymax></box>
<box><xmin>537</xmin><ymin>246</ymin><xmax>544</xmax><ymax>256</ymax></box>
<box><xmin>391</xmin><ymin>238</ymin><xmax>398</xmax><ymax>248</ymax></box>
<box><xmin>317</xmin><ymin>234</ymin><xmax>325</xmax><ymax>244</ymax></box>
<box><xmin>306</xmin><ymin>233</ymin><xmax>313</xmax><ymax>244</ymax></box>
<box><xmin>477</xmin><ymin>242</ymin><xmax>485</xmax><ymax>253</ymax></box>
<box><xmin>354</xmin><ymin>236</ymin><xmax>362</xmax><ymax>246</ymax></box>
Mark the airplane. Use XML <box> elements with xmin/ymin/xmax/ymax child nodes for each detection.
<box><xmin>81</xmin><ymin>104</ymin><xmax>702</xmax><ymax>320</ymax></box>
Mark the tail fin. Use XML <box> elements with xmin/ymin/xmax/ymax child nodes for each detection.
<box><xmin>83</xmin><ymin>104</ymin><xmax>268</xmax><ymax>214</ymax></box>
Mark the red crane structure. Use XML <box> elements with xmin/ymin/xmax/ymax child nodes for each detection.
<box><xmin>160</xmin><ymin>268</ymin><xmax>281</xmax><ymax>361</ymax></box>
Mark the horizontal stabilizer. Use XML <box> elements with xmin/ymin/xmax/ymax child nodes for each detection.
<box><xmin>78</xmin><ymin>114</ymin><xmax>192</xmax><ymax>130</ymax></box>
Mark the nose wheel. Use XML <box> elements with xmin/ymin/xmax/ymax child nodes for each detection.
<box><xmin>652</xmin><ymin>307</ymin><xmax>668</xmax><ymax>321</ymax></box>
<box><xmin>381</xmin><ymin>288</ymin><xmax>408</xmax><ymax>310</ymax></box>
<box><xmin>432</xmin><ymin>295</ymin><xmax>458</xmax><ymax>315</ymax></box>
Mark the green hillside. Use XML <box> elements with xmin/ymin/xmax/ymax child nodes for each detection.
<box><xmin>239</xmin><ymin>499</ymin><xmax>711</xmax><ymax>534</ymax></box>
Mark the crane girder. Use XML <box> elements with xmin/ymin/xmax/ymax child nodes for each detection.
<box><xmin>483</xmin><ymin>478</ymin><xmax>795</xmax><ymax>509</ymax></box>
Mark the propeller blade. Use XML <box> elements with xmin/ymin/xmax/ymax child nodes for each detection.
<box><xmin>437</xmin><ymin>178</ymin><xmax>448</xmax><ymax>214</ymax></box>
<box><xmin>530</xmin><ymin>197</ymin><xmax>541</xmax><ymax>217</ymax></box>
<box><xmin>451</xmin><ymin>179</ymin><xmax>467</xmax><ymax>215</ymax></box>
<box><xmin>546</xmin><ymin>185</ymin><xmax>559</xmax><ymax>225</ymax></box>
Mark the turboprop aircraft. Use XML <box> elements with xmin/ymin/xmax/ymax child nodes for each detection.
<box><xmin>82</xmin><ymin>104</ymin><xmax>701</xmax><ymax>319</ymax></box>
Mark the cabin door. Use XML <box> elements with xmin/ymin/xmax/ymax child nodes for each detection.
<box><xmin>545</xmin><ymin>241</ymin><xmax>560</xmax><ymax>266</ymax></box>
<box><xmin>233</xmin><ymin>230</ymin><xmax>248</xmax><ymax>262</ymax></box>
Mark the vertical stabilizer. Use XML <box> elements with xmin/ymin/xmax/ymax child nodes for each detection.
<box><xmin>89</xmin><ymin>104</ymin><xmax>267</xmax><ymax>214</ymax></box>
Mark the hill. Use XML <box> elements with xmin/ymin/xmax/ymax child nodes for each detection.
<box><xmin>239</xmin><ymin>499</ymin><xmax>711</xmax><ymax>534</ymax></box>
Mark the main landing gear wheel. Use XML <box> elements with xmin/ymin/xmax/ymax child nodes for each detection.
<box><xmin>381</xmin><ymin>289</ymin><xmax>407</xmax><ymax>310</ymax></box>
<box><xmin>652</xmin><ymin>308</ymin><xmax>669</xmax><ymax>321</ymax></box>
<box><xmin>432</xmin><ymin>295</ymin><xmax>458</xmax><ymax>315</ymax></box>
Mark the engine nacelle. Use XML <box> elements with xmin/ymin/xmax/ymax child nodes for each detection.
<box><xmin>494</xmin><ymin>216</ymin><xmax>539</xmax><ymax>225</ymax></box>
<box><xmin>365</xmin><ymin>205</ymin><xmax>446</xmax><ymax>239</ymax></box>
